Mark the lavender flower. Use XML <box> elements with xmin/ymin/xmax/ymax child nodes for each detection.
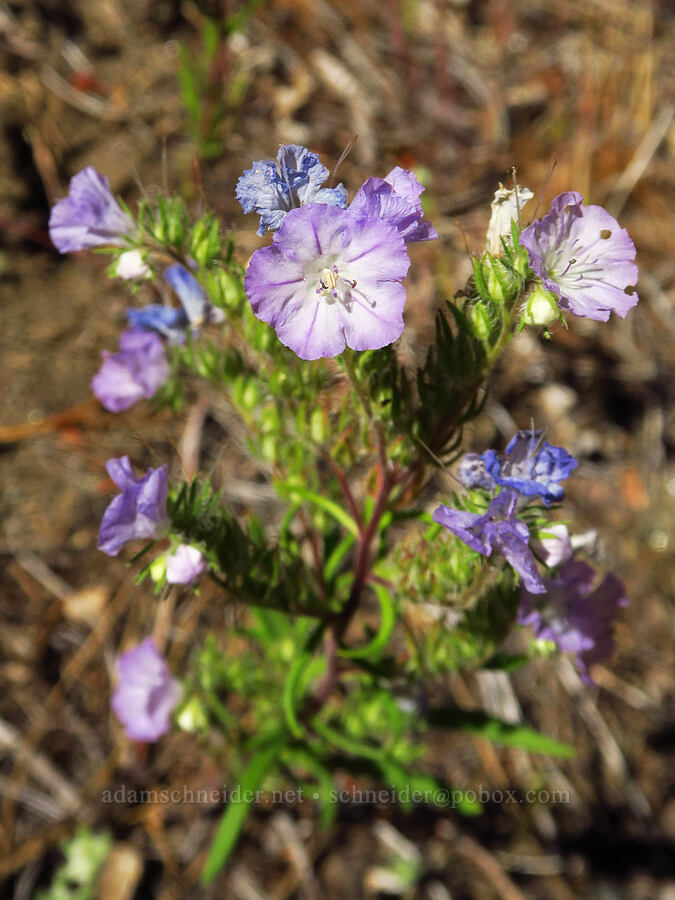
<box><xmin>433</xmin><ymin>489</ymin><xmax>546</xmax><ymax>593</ymax></box>
<box><xmin>519</xmin><ymin>560</ymin><xmax>627</xmax><ymax>683</ymax></box>
<box><xmin>165</xmin><ymin>545</ymin><xmax>208</xmax><ymax>585</ymax></box>
<box><xmin>236</xmin><ymin>144</ymin><xmax>347</xmax><ymax>236</ymax></box>
<box><xmin>244</xmin><ymin>204</ymin><xmax>410</xmax><ymax>360</ymax></box>
<box><xmin>91</xmin><ymin>329</ymin><xmax>170</xmax><ymax>412</ymax></box>
<box><xmin>49</xmin><ymin>167</ymin><xmax>136</xmax><ymax>253</ymax></box>
<box><xmin>164</xmin><ymin>264</ymin><xmax>225</xmax><ymax>331</ymax></box>
<box><xmin>482</xmin><ymin>430</ymin><xmax>577</xmax><ymax>506</ymax></box>
<box><xmin>349</xmin><ymin>167</ymin><xmax>437</xmax><ymax>243</ymax></box>
<box><xmin>520</xmin><ymin>192</ymin><xmax>639</xmax><ymax>321</ymax></box>
<box><xmin>98</xmin><ymin>456</ymin><xmax>169</xmax><ymax>556</ymax></box>
<box><xmin>111</xmin><ymin>637</ymin><xmax>182</xmax><ymax>741</ymax></box>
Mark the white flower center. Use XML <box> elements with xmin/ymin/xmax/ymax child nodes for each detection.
<box><xmin>315</xmin><ymin>263</ymin><xmax>357</xmax><ymax>309</ymax></box>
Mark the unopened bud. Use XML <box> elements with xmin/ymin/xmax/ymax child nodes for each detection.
<box><xmin>469</xmin><ymin>302</ymin><xmax>492</xmax><ymax>340</ymax></box>
<box><xmin>523</xmin><ymin>285</ymin><xmax>560</xmax><ymax>326</ymax></box>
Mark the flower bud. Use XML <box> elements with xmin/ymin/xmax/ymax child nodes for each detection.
<box><xmin>115</xmin><ymin>249</ymin><xmax>151</xmax><ymax>280</ymax></box>
<box><xmin>468</xmin><ymin>302</ymin><xmax>492</xmax><ymax>340</ymax></box>
<box><xmin>523</xmin><ymin>285</ymin><xmax>560</xmax><ymax>326</ymax></box>
<box><xmin>483</xmin><ymin>255</ymin><xmax>519</xmax><ymax>303</ymax></box>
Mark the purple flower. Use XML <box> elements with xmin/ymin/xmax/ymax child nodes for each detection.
<box><xmin>164</xmin><ymin>264</ymin><xmax>225</xmax><ymax>331</ymax></box>
<box><xmin>519</xmin><ymin>560</ymin><xmax>627</xmax><ymax>683</ymax></box>
<box><xmin>126</xmin><ymin>305</ymin><xmax>188</xmax><ymax>343</ymax></box>
<box><xmin>236</xmin><ymin>144</ymin><xmax>348</xmax><ymax>236</ymax></box>
<box><xmin>91</xmin><ymin>329</ymin><xmax>170</xmax><ymax>412</ymax></box>
<box><xmin>244</xmin><ymin>204</ymin><xmax>410</xmax><ymax>360</ymax></box>
<box><xmin>98</xmin><ymin>456</ymin><xmax>169</xmax><ymax>556</ymax></box>
<box><xmin>482</xmin><ymin>430</ymin><xmax>577</xmax><ymax>506</ymax></box>
<box><xmin>433</xmin><ymin>489</ymin><xmax>546</xmax><ymax>593</ymax></box>
<box><xmin>165</xmin><ymin>545</ymin><xmax>208</xmax><ymax>585</ymax></box>
<box><xmin>349</xmin><ymin>168</ymin><xmax>437</xmax><ymax>243</ymax></box>
<box><xmin>49</xmin><ymin>167</ymin><xmax>136</xmax><ymax>253</ymax></box>
<box><xmin>520</xmin><ymin>192</ymin><xmax>639</xmax><ymax>321</ymax></box>
<box><xmin>111</xmin><ymin>637</ymin><xmax>182</xmax><ymax>741</ymax></box>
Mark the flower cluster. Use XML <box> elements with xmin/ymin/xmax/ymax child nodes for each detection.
<box><xmin>240</xmin><ymin>148</ymin><xmax>437</xmax><ymax>360</ymax></box>
<box><xmin>435</xmin><ymin>430</ymin><xmax>625</xmax><ymax>681</ymax></box>
<box><xmin>48</xmin><ymin>148</ymin><xmax>640</xmax><ymax>758</ymax></box>
<box><xmin>49</xmin><ymin>171</ymin><xmax>225</xmax><ymax>412</ymax></box>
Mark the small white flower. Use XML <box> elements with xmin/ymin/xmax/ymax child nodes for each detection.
<box><xmin>116</xmin><ymin>249</ymin><xmax>151</xmax><ymax>280</ymax></box>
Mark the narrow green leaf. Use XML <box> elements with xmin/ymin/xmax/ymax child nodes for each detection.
<box><xmin>201</xmin><ymin>743</ymin><xmax>280</xmax><ymax>884</ymax></box>
<box><xmin>276</xmin><ymin>483</ymin><xmax>360</xmax><ymax>537</ymax></box>
<box><xmin>428</xmin><ymin>709</ymin><xmax>575</xmax><ymax>757</ymax></box>
<box><xmin>339</xmin><ymin>583</ymin><xmax>396</xmax><ymax>660</ymax></box>
<box><xmin>311</xmin><ymin>720</ymin><xmax>386</xmax><ymax>762</ymax></box>
<box><xmin>482</xmin><ymin>652</ymin><xmax>530</xmax><ymax>673</ymax></box>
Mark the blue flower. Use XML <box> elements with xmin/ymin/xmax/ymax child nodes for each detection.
<box><xmin>49</xmin><ymin>167</ymin><xmax>136</xmax><ymax>253</ymax></box>
<box><xmin>433</xmin><ymin>489</ymin><xmax>546</xmax><ymax>593</ymax></box>
<box><xmin>519</xmin><ymin>560</ymin><xmax>627</xmax><ymax>683</ymax></box>
<box><xmin>236</xmin><ymin>145</ymin><xmax>347</xmax><ymax>236</ymax></box>
<box><xmin>98</xmin><ymin>457</ymin><xmax>169</xmax><ymax>556</ymax></box>
<box><xmin>482</xmin><ymin>430</ymin><xmax>577</xmax><ymax>506</ymax></box>
<box><xmin>164</xmin><ymin>264</ymin><xmax>225</xmax><ymax>331</ymax></box>
<box><xmin>127</xmin><ymin>305</ymin><xmax>188</xmax><ymax>343</ymax></box>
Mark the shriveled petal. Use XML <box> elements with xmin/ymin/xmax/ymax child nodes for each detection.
<box><xmin>533</xmin><ymin>523</ymin><xmax>573</xmax><ymax>568</ymax></box>
<box><xmin>486</xmin><ymin>184</ymin><xmax>533</xmax><ymax>254</ymax></box>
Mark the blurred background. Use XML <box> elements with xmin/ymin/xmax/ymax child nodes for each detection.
<box><xmin>0</xmin><ymin>0</ymin><xmax>674</xmax><ymax>897</ymax></box>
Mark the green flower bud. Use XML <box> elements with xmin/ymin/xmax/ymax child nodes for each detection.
<box><xmin>482</xmin><ymin>255</ymin><xmax>518</xmax><ymax>303</ymax></box>
<box><xmin>149</xmin><ymin>555</ymin><xmax>167</xmax><ymax>584</ymax></box>
<box><xmin>523</xmin><ymin>285</ymin><xmax>560</xmax><ymax>326</ymax></box>
<box><xmin>469</xmin><ymin>302</ymin><xmax>492</xmax><ymax>340</ymax></box>
<box><xmin>176</xmin><ymin>696</ymin><xmax>208</xmax><ymax>732</ymax></box>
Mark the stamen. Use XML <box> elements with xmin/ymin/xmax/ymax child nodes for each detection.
<box><xmin>559</xmin><ymin>257</ymin><xmax>577</xmax><ymax>277</ymax></box>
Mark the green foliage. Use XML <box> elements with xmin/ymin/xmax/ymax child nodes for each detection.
<box><xmin>36</xmin><ymin>827</ymin><xmax>111</xmax><ymax>900</ymax></box>
<box><xmin>178</xmin><ymin>5</ymin><xmax>259</xmax><ymax>160</ymax></box>
<box><xmin>94</xmin><ymin>170</ymin><xmax>597</xmax><ymax>883</ymax></box>
<box><xmin>167</xmin><ymin>478</ymin><xmax>331</xmax><ymax>615</ymax></box>
<box><xmin>428</xmin><ymin>709</ymin><xmax>575</xmax><ymax>757</ymax></box>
